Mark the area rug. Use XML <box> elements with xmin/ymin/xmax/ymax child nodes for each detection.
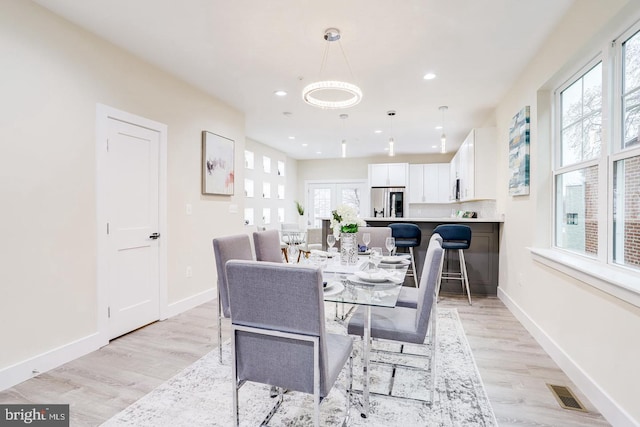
<box><xmin>102</xmin><ymin>307</ymin><xmax>496</xmax><ymax>426</ymax></box>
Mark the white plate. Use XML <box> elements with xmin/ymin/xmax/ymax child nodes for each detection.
<box><xmin>312</xmin><ymin>249</ymin><xmax>338</xmax><ymax>258</ymax></box>
<box><xmin>354</xmin><ymin>270</ymin><xmax>390</xmax><ymax>283</ymax></box>
<box><xmin>380</xmin><ymin>256</ymin><xmax>406</xmax><ymax>264</ymax></box>
<box><xmin>323</xmin><ymin>281</ymin><xmax>344</xmax><ymax>296</ymax></box>
<box><xmin>346</xmin><ymin>275</ymin><xmax>400</xmax><ymax>288</ymax></box>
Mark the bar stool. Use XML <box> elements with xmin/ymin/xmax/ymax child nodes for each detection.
<box><xmin>433</xmin><ymin>224</ymin><xmax>472</xmax><ymax>305</ymax></box>
<box><xmin>389</xmin><ymin>223</ymin><xmax>422</xmax><ymax>288</ymax></box>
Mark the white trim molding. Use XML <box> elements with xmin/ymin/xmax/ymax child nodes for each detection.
<box><xmin>0</xmin><ymin>333</ymin><xmax>103</xmax><ymax>392</ymax></box>
<box><xmin>529</xmin><ymin>247</ymin><xmax>640</xmax><ymax>309</ymax></box>
<box><xmin>499</xmin><ymin>288</ymin><xmax>638</xmax><ymax>427</ymax></box>
<box><xmin>166</xmin><ymin>288</ymin><xmax>216</xmax><ymax>318</ymax></box>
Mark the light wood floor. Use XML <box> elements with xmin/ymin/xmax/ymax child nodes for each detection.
<box><xmin>0</xmin><ymin>294</ymin><xmax>610</xmax><ymax>426</ymax></box>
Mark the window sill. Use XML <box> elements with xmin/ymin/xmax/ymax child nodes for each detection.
<box><xmin>529</xmin><ymin>247</ymin><xmax>640</xmax><ymax>309</ymax></box>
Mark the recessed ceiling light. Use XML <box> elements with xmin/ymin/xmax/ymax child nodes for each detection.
<box><xmin>288</xmin><ymin>136</ymin><xmax>295</xmax><ymax>140</ymax></box>
<box><xmin>274</xmin><ymin>90</ymin><xmax>287</xmax><ymax>96</ymax></box>
<box><xmin>316</xmin><ymin>151</ymin><xmax>322</xmax><ymax>154</ymax></box>
<box><xmin>431</xmin><ymin>145</ymin><xmax>437</xmax><ymax>149</ymax></box>
<box><xmin>302</xmin><ymin>143</ymin><xmax>308</xmax><ymax>147</ymax></box>
<box><xmin>423</xmin><ymin>72</ymin><xmax>436</xmax><ymax>80</ymax></box>
<box><xmin>374</xmin><ymin>130</ymin><xmax>382</xmax><ymax>134</ymax></box>
<box><xmin>435</xmin><ymin>125</ymin><xmax>443</xmax><ymax>130</ymax></box>
<box><xmin>384</xmin><ymin>147</ymin><xmax>389</xmax><ymax>151</ymax></box>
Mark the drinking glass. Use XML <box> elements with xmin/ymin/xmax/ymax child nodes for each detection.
<box><xmin>362</xmin><ymin>232</ymin><xmax>371</xmax><ymax>250</ymax></box>
<box><xmin>370</xmin><ymin>247</ymin><xmax>382</xmax><ymax>271</ymax></box>
<box><xmin>385</xmin><ymin>237</ymin><xmax>396</xmax><ymax>256</ymax></box>
<box><xmin>327</xmin><ymin>234</ymin><xmax>336</xmax><ymax>250</ymax></box>
<box><xmin>287</xmin><ymin>243</ymin><xmax>299</xmax><ymax>264</ymax></box>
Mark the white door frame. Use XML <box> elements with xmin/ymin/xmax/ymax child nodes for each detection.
<box><xmin>95</xmin><ymin>104</ymin><xmax>168</xmax><ymax>346</ymax></box>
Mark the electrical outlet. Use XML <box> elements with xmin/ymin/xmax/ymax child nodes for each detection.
<box><xmin>186</xmin><ymin>266</ymin><xmax>193</xmax><ymax>278</ymax></box>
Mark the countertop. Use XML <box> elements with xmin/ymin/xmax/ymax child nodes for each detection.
<box><xmin>362</xmin><ymin>217</ymin><xmax>504</xmax><ymax>223</ymax></box>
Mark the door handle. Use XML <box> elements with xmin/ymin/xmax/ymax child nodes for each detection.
<box><xmin>149</xmin><ymin>232</ymin><xmax>161</xmax><ymax>240</ymax></box>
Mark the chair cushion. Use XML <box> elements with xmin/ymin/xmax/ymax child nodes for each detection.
<box><xmin>347</xmin><ymin>306</ymin><xmax>424</xmax><ymax>344</ymax></box>
<box><xmin>396</xmin><ymin>286</ymin><xmax>418</xmax><ymax>309</ymax></box>
<box><xmin>395</xmin><ymin>239</ymin><xmax>420</xmax><ymax>248</ymax></box>
<box><xmin>389</xmin><ymin>223</ymin><xmax>422</xmax><ymax>248</ymax></box>
<box><xmin>442</xmin><ymin>242</ymin><xmax>469</xmax><ymax>250</ymax></box>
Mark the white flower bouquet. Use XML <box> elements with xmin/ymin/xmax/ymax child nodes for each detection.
<box><xmin>330</xmin><ymin>204</ymin><xmax>366</xmax><ymax>239</ymax></box>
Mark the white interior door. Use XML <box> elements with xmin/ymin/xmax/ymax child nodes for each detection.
<box><xmin>105</xmin><ymin>118</ymin><xmax>160</xmax><ymax>339</ymax></box>
<box><xmin>307</xmin><ymin>181</ymin><xmax>368</xmax><ymax>228</ymax></box>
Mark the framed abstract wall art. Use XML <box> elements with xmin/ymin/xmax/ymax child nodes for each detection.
<box><xmin>508</xmin><ymin>106</ymin><xmax>531</xmax><ymax>196</ymax></box>
<box><xmin>202</xmin><ymin>131</ymin><xmax>234</xmax><ymax>195</ymax></box>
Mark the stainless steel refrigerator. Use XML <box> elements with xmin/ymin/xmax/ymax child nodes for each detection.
<box><xmin>371</xmin><ymin>187</ymin><xmax>405</xmax><ymax>218</ymax></box>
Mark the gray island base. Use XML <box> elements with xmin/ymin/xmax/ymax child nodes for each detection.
<box><xmin>322</xmin><ymin>217</ymin><xmax>501</xmax><ymax>297</ymax></box>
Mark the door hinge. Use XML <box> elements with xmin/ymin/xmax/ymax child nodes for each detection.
<box><xmin>106</xmin><ymin>222</ymin><xmax>110</xmax><ymax>235</ymax></box>
<box><xmin>108</xmin><ymin>306</ymin><xmax>111</xmax><ymax>318</ymax></box>
<box><xmin>106</xmin><ymin>138</ymin><xmax>109</xmax><ymax>152</ymax></box>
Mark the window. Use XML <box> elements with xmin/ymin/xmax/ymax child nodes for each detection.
<box><xmin>555</xmin><ymin>61</ymin><xmax>602</xmax><ymax>256</ymax></box>
<box><xmin>262</xmin><ymin>208</ymin><xmax>271</xmax><ymax>225</ymax></box>
<box><xmin>622</xmin><ymin>30</ymin><xmax>640</xmax><ymax>149</ymax></box>
<box><xmin>244</xmin><ymin>179</ymin><xmax>254</xmax><ymax>198</ymax></box>
<box><xmin>263</xmin><ymin>156</ymin><xmax>271</xmax><ymax>173</ymax></box>
<box><xmin>244</xmin><ymin>208</ymin><xmax>254</xmax><ymax>226</ymax></box>
<box><xmin>613</xmin><ymin>28</ymin><xmax>640</xmax><ymax>269</ymax></box>
<box><xmin>553</xmin><ymin>21</ymin><xmax>640</xmax><ymax>273</ymax></box>
<box><xmin>244</xmin><ymin>150</ymin><xmax>254</xmax><ymax>169</ymax></box>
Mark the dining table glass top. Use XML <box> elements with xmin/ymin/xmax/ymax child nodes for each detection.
<box><xmin>321</xmin><ymin>255</ymin><xmax>409</xmax><ymax>308</ymax></box>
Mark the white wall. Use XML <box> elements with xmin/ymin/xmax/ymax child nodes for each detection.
<box><xmin>495</xmin><ymin>0</ymin><xmax>640</xmax><ymax>424</ymax></box>
<box><xmin>0</xmin><ymin>0</ymin><xmax>245</xmax><ymax>381</ymax></box>
<box><xmin>296</xmin><ymin>153</ymin><xmax>452</xmax><ymax>201</ymax></box>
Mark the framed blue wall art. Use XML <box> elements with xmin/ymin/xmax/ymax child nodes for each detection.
<box><xmin>508</xmin><ymin>106</ymin><xmax>531</xmax><ymax>196</ymax></box>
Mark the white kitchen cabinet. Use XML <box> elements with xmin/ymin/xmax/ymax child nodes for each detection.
<box><xmin>408</xmin><ymin>163</ymin><xmax>450</xmax><ymax>203</ymax></box>
<box><xmin>452</xmin><ymin>127</ymin><xmax>497</xmax><ymax>201</ymax></box>
<box><xmin>369</xmin><ymin>163</ymin><xmax>408</xmax><ymax>187</ymax></box>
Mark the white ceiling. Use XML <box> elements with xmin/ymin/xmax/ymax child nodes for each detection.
<box><xmin>34</xmin><ymin>0</ymin><xmax>574</xmax><ymax>160</ymax></box>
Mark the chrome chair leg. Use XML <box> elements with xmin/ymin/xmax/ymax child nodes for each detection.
<box><xmin>218</xmin><ymin>290</ymin><xmax>223</xmax><ymax>363</ymax></box>
<box><xmin>459</xmin><ymin>249</ymin><xmax>472</xmax><ymax>305</ymax></box>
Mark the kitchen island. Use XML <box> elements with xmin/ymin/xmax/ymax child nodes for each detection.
<box><xmin>322</xmin><ymin>217</ymin><xmax>503</xmax><ymax>296</ymax></box>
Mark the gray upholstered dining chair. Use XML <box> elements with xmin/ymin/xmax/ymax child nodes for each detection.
<box><xmin>347</xmin><ymin>238</ymin><xmax>443</xmax><ymax>403</ymax></box>
<box><xmin>252</xmin><ymin>229</ymin><xmax>285</xmax><ymax>263</ymax></box>
<box><xmin>396</xmin><ymin>233</ymin><xmax>443</xmax><ymax>309</ymax></box>
<box><xmin>212</xmin><ymin>234</ymin><xmax>253</xmax><ymax>363</ymax></box>
<box><xmin>225</xmin><ymin>260</ymin><xmax>353</xmax><ymax>427</ymax></box>
<box><xmin>356</xmin><ymin>226</ymin><xmax>391</xmax><ymax>251</ymax></box>
<box><xmin>297</xmin><ymin>227</ymin><xmax>323</xmax><ymax>260</ymax></box>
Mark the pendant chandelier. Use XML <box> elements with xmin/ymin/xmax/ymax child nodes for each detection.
<box><xmin>340</xmin><ymin>113</ymin><xmax>348</xmax><ymax>158</ymax></box>
<box><xmin>302</xmin><ymin>28</ymin><xmax>363</xmax><ymax>109</ymax></box>
<box><xmin>388</xmin><ymin>110</ymin><xmax>396</xmax><ymax>157</ymax></box>
<box><xmin>439</xmin><ymin>106</ymin><xmax>448</xmax><ymax>153</ymax></box>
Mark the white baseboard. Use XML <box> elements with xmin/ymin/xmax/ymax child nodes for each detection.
<box><xmin>0</xmin><ymin>332</ymin><xmax>105</xmax><ymax>392</ymax></box>
<box><xmin>498</xmin><ymin>288</ymin><xmax>638</xmax><ymax>427</ymax></box>
<box><xmin>166</xmin><ymin>287</ymin><xmax>216</xmax><ymax>319</ymax></box>
<box><xmin>0</xmin><ymin>288</ymin><xmax>216</xmax><ymax>393</ymax></box>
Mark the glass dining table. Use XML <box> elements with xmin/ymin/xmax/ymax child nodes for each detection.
<box><xmin>321</xmin><ymin>255</ymin><xmax>410</xmax><ymax>418</ymax></box>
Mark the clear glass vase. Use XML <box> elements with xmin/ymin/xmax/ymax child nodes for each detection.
<box><xmin>340</xmin><ymin>232</ymin><xmax>358</xmax><ymax>265</ymax></box>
